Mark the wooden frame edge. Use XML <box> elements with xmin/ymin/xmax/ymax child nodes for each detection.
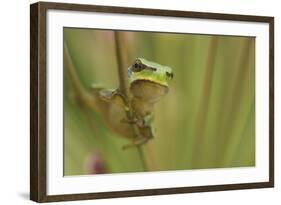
<box><xmin>36</xmin><ymin>1</ymin><xmax>274</xmax><ymax>22</ymax></box>
<box><xmin>30</xmin><ymin>2</ymin><xmax>39</xmax><ymax>202</ymax></box>
<box><xmin>39</xmin><ymin>182</ymin><xmax>273</xmax><ymax>202</ymax></box>
<box><xmin>269</xmin><ymin>17</ymin><xmax>274</xmax><ymax>188</ymax></box>
<box><xmin>30</xmin><ymin>2</ymin><xmax>48</xmax><ymax>202</ymax></box>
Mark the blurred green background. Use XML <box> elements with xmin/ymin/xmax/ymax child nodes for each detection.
<box><xmin>63</xmin><ymin>28</ymin><xmax>255</xmax><ymax>176</ymax></box>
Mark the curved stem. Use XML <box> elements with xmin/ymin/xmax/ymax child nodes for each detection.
<box><xmin>114</xmin><ymin>31</ymin><xmax>147</xmax><ymax>171</ymax></box>
<box><xmin>64</xmin><ymin>43</ymin><xmax>99</xmax><ymax>111</ymax></box>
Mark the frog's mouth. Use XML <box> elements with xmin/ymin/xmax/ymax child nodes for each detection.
<box><xmin>129</xmin><ymin>68</ymin><xmax>170</xmax><ymax>87</ymax></box>
<box><xmin>130</xmin><ymin>76</ymin><xmax>169</xmax><ymax>87</ymax></box>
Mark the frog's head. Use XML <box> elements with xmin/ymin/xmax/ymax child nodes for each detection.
<box><xmin>128</xmin><ymin>58</ymin><xmax>173</xmax><ymax>87</ymax></box>
<box><xmin>128</xmin><ymin>58</ymin><xmax>173</xmax><ymax>102</ymax></box>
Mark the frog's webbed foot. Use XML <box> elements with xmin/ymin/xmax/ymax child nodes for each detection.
<box><xmin>122</xmin><ymin>136</ymin><xmax>151</xmax><ymax>150</ymax></box>
<box><xmin>122</xmin><ymin>126</ymin><xmax>154</xmax><ymax>150</ymax></box>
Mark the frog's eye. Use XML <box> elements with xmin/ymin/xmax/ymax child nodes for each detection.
<box><xmin>132</xmin><ymin>62</ymin><xmax>145</xmax><ymax>72</ymax></box>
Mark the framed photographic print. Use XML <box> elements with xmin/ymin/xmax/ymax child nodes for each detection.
<box><xmin>30</xmin><ymin>1</ymin><xmax>274</xmax><ymax>202</ymax></box>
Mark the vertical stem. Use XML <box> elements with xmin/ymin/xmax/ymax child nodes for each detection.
<box><xmin>114</xmin><ymin>32</ymin><xmax>130</xmax><ymax>97</ymax></box>
<box><xmin>191</xmin><ymin>36</ymin><xmax>218</xmax><ymax>167</ymax></box>
<box><xmin>114</xmin><ymin>31</ymin><xmax>147</xmax><ymax>171</ymax></box>
<box><xmin>220</xmin><ymin>38</ymin><xmax>254</xmax><ymax>165</ymax></box>
<box><xmin>137</xmin><ymin>148</ymin><xmax>147</xmax><ymax>171</ymax></box>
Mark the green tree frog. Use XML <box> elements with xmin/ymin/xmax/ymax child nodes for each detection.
<box><xmin>65</xmin><ymin>51</ymin><xmax>173</xmax><ymax>149</ymax></box>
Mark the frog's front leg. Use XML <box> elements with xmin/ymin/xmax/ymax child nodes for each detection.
<box><xmin>98</xmin><ymin>88</ymin><xmax>128</xmax><ymax>107</ymax></box>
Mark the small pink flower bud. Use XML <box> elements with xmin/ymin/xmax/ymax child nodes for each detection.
<box><xmin>85</xmin><ymin>152</ymin><xmax>107</xmax><ymax>174</ymax></box>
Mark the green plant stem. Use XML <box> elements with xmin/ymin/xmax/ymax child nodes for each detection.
<box><xmin>191</xmin><ymin>36</ymin><xmax>218</xmax><ymax>167</ymax></box>
<box><xmin>114</xmin><ymin>31</ymin><xmax>147</xmax><ymax>171</ymax></box>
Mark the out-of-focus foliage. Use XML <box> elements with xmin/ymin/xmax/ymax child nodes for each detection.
<box><xmin>64</xmin><ymin>28</ymin><xmax>255</xmax><ymax>176</ymax></box>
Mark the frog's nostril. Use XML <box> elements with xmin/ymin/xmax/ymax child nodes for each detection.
<box><xmin>166</xmin><ymin>72</ymin><xmax>173</xmax><ymax>80</ymax></box>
